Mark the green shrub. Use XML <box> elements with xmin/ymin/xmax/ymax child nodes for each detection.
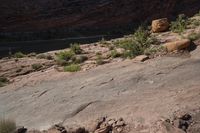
<box><xmin>110</xmin><ymin>50</ymin><xmax>121</xmax><ymax>58</ymax></box>
<box><xmin>55</xmin><ymin>59</ymin><xmax>68</xmax><ymax>66</ymax></box>
<box><xmin>0</xmin><ymin>118</ymin><xmax>16</xmax><ymax>133</ymax></box>
<box><xmin>14</xmin><ymin>52</ymin><xmax>26</xmax><ymax>58</ymax></box>
<box><xmin>56</xmin><ymin>50</ymin><xmax>75</xmax><ymax>61</ymax></box>
<box><xmin>70</xmin><ymin>43</ymin><xmax>82</xmax><ymax>54</ymax></box>
<box><xmin>0</xmin><ymin>77</ymin><xmax>9</xmax><ymax>87</ymax></box>
<box><xmin>192</xmin><ymin>19</ymin><xmax>200</xmax><ymax>27</ymax></box>
<box><xmin>31</xmin><ymin>64</ymin><xmax>43</xmax><ymax>70</ymax></box>
<box><xmin>114</xmin><ymin>26</ymin><xmax>157</xmax><ymax>58</ymax></box>
<box><xmin>188</xmin><ymin>33</ymin><xmax>200</xmax><ymax>41</ymax></box>
<box><xmin>96</xmin><ymin>55</ymin><xmax>105</xmax><ymax>65</ymax></box>
<box><xmin>64</xmin><ymin>64</ymin><xmax>81</xmax><ymax>72</ymax></box>
<box><xmin>37</xmin><ymin>54</ymin><xmax>53</xmax><ymax>60</ymax></box>
<box><xmin>74</xmin><ymin>55</ymin><xmax>88</xmax><ymax>64</ymax></box>
<box><xmin>144</xmin><ymin>45</ymin><xmax>166</xmax><ymax>55</ymax></box>
<box><xmin>170</xmin><ymin>14</ymin><xmax>188</xmax><ymax>34</ymax></box>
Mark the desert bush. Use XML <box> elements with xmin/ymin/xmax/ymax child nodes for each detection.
<box><xmin>74</xmin><ymin>55</ymin><xmax>88</xmax><ymax>64</ymax></box>
<box><xmin>188</xmin><ymin>33</ymin><xmax>200</xmax><ymax>41</ymax></box>
<box><xmin>70</xmin><ymin>43</ymin><xmax>82</xmax><ymax>54</ymax></box>
<box><xmin>31</xmin><ymin>63</ymin><xmax>43</xmax><ymax>70</ymax></box>
<box><xmin>0</xmin><ymin>77</ymin><xmax>9</xmax><ymax>87</ymax></box>
<box><xmin>96</xmin><ymin>55</ymin><xmax>105</xmax><ymax>65</ymax></box>
<box><xmin>0</xmin><ymin>118</ymin><xmax>16</xmax><ymax>133</ymax></box>
<box><xmin>115</xmin><ymin>26</ymin><xmax>157</xmax><ymax>58</ymax></box>
<box><xmin>55</xmin><ymin>59</ymin><xmax>68</xmax><ymax>66</ymax></box>
<box><xmin>144</xmin><ymin>45</ymin><xmax>166</xmax><ymax>55</ymax></box>
<box><xmin>56</xmin><ymin>50</ymin><xmax>75</xmax><ymax>61</ymax></box>
<box><xmin>170</xmin><ymin>14</ymin><xmax>188</xmax><ymax>34</ymax></box>
<box><xmin>36</xmin><ymin>54</ymin><xmax>53</xmax><ymax>60</ymax></box>
<box><xmin>191</xmin><ymin>19</ymin><xmax>200</xmax><ymax>27</ymax></box>
<box><xmin>110</xmin><ymin>49</ymin><xmax>121</xmax><ymax>58</ymax></box>
<box><xmin>64</xmin><ymin>64</ymin><xmax>81</xmax><ymax>72</ymax></box>
<box><xmin>14</xmin><ymin>52</ymin><xmax>26</xmax><ymax>58</ymax></box>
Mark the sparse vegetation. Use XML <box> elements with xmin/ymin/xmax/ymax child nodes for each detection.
<box><xmin>191</xmin><ymin>19</ymin><xmax>200</xmax><ymax>27</ymax></box>
<box><xmin>36</xmin><ymin>54</ymin><xmax>53</xmax><ymax>60</ymax></box>
<box><xmin>187</xmin><ymin>33</ymin><xmax>200</xmax><ymax>41</ymax></box>
<box><xmin>96</xmin><ymin>55</ymin><xmax>105</xmax><ymax>65</ymax></box>
<box><xmin>32</xmin><ymin>63</ymin><xmax>43</xmax><ymax>70</ymax></box>
<box><xmin>110</xmin><ymin>49</ymin><xmax>121</xmax><ymax>58</ymax></box>
<box><xmin>96</xmin><ymin>52</ymin><xmax>102</xmax><ymax>56</ymax></box>
<box><xmin>64</xmin><ymin>64</ymin><xmax>81</xmax><ymax>72</ymax></box>
<box><xmin>55</xmin><ymin>59</ymin><xmax>68</xmax><ymax>66</ymax></box>
<box><xmin>170</xmin><ymin>14</ymin><xmax>188</xmax><ymax>34</ymax></box>
<box><xmin>0</xmin><ymin>77</ymin><xmax>9</xmax><ymax>87</ymax></box>
<box><xmin>114</xmin><ymin>26</ymin><xmax>157</xmax><ymax>58</ymax></box>
<box><xmin>70</xmin><ymin>43</ymin><xmax>82</xmax><ymax>54</ymax></box>
<box><xmin>0</xmin><ymin>118</ymin><xmax>16</xmax><ymax>133</ymax></box>
<box><xmin>13</xmin><ymin>52</ymin><xmax>26</xmax><ymax>58</ymax></box>
<box><xmin>74</xmin><ymin>55</ymin><xmax>88</xmax><ymax>64</ymax></box>
<box><xmin>56</xmin><ymin>50</ymin><xmax>75</xmax><ymax>61</ymax></box>
<box><xmin>144</xmin><ymin>45</ymin><xmax>166</xmax><ymax>56</ymax></box>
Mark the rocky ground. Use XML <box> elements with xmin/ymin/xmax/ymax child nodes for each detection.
<box><xmin>1</xmin><ymin>16</ymin><xmax>200</xmax><ymax>133</ymax></box>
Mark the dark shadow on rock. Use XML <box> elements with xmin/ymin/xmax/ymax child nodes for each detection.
<box><xmin>188</xmin><ymin>42</ymin><xmax>197</xmax><ymax>52</ymax></box>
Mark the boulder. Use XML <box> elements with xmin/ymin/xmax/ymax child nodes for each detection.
<box><xmin>134</xmin><ymin>55</ymin><xmax>149</xmax><ymax>62</ymax></box>
<box><xmin>152</xmin><ymin>18</ymin><xmax>169</xmax><ymax>33</ymax></box>
<box><xmin>163</xmin><ymin>39</ymin><xmax>191</xmax><ymax>52</ymax></box>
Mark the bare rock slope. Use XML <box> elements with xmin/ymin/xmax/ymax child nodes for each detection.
<box><xmin>1</xmin><ymin>45</ymin><xmax>200</xmax><ymax>132</ymax></box>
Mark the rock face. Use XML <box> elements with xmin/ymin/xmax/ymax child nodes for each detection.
<box><xmin>152</xmin><ymin>18</ymin><xmax>169</xmax><ymax>33</ymax></box>
<box><xmin>163</xmin><ymin>39</ymin><xmax>191</xmax><ymax>52</ymax></box>
<box><xmin>0</xmin><ymin>0</ymin><xmax>200</xmax><ymax>35</ymax></box>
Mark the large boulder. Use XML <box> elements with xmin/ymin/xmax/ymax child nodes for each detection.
<box><xmin>163</xmin><ymin>39</ymin><xmax>191</xmax><ymax>52</ymax></box>
<box><xmin>152</xmin><ymin>18</ymin><xmax>170</xmax><ymax>33</ymax></box>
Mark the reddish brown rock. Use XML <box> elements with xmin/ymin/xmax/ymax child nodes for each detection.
<box><xmin>152</xmin><ymin>18</ymin><xmax>169</xmax><ymax>33</ymax></box>
<box><xmin>134</xmin><ymin>55</ymin><xmax>149</xmax><ymax>62</ymax></box>
<box><xmin>163</xmin><ymin>39</ymin><xmax>191</xmax><ymax>52</ymax></box>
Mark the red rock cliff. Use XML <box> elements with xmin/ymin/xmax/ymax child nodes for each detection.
<box><xmin>0</xmin><ymin>0</ymin><xmax>200</xmax><ymax>33</ymax></box>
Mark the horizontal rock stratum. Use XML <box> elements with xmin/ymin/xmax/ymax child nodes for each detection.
<box><xmin>0</xmin><ymin>0</ymin><xmax>200</xmax><ymax>33</ymax></box>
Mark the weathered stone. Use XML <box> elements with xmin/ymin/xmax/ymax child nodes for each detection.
<box><xmin>116</xmin><ymin>121</ymin><xmax>125</xmax><ymax>127</ymax></box>
<box><xmin>134</xmin><ymin>55</ymin><xmax>149</xmax><ymax>62</ymax></box>
<box><xmin>94</xmin><ymin>125</ymin><xmax>111</xmax><ymax>133</ymax></box>
<box><xmin>107</xmin><ymin>119</ymin><xmax>116</xmax><ymax>126</ymax></box>
<box><xmin>158</xmin><ymin>121</ymin><xmax>185</xmax><ymax>133</ymax></box>
<box><xmin>15</xmin><ymin>126</ymin><xmax>27</xmax><ymax>133</ymax></box>
<box><xmin>152</xmin><ymin>18</ymin><xmax>169</xmax><ymax>33</ymax></box>
<box><xmin>163</xmin><ymin>39</ymin><xmax>191</xmax><ymax>52</ymax></box>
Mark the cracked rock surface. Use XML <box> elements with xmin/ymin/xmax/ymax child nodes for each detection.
<box><xmin>1</xmin><ymin>46</ymin><xmax>200</xmax><ymax>132</ymax></box>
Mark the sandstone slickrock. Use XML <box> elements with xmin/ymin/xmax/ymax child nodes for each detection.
<box><xmin>133</xmin><ymin>55</ymin><xmax>149</xmax><ymax>62</ymax></box>
<box><xmin>163</xmin><ymin>39</ymin><xmax>191</xmax><ymax>52</ymax></box>
<box><xmin>152</xmin><ymin>18</ymin><xmax>169</xmax><ymax>33</ymax></box>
